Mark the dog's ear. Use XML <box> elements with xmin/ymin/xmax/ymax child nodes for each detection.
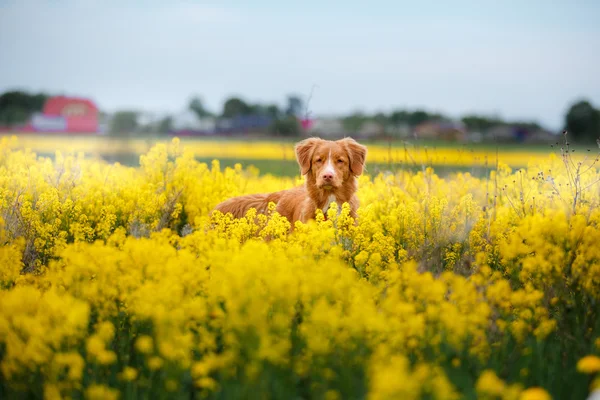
<box><xmin>295</xmin><ymin>138</ymin><xmax>321</xmax><ymax>175</ymax></box>
<box><xmin>339</xmin><ymin>137</ymin><xmax>367</xmax><ymax>176</ymax></box>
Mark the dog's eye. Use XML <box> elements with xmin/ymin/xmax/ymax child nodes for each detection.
<box><xmin>315</xmin><ymin>158</ymin><xmax>322</xmax><ymax>163</ymax></box>
<box><xmin>337</xmin><ymin>159</ymin><xmax>344</xmax><ymax>164</ymax></box>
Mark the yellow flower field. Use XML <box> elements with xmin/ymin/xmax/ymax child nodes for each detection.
<box><xmin>0</xmin><ymin>133</ymin><xmax>586</xmax><ymax>168</ymax></box>
<box><xmin>0</xmin><ymin>135</ymin><xmax>599</xmax><ymax>399</ymax></box>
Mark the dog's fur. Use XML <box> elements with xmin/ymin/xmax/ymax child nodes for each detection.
<box><xmin>213</xmin><ymin>137</ymin><xmax>367</xmax><ymax>226</ymax></box>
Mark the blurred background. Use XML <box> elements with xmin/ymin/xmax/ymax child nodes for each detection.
<box><xmin>0</xmin><ymin>0</ymin><xmax>599</xmax><ymax>173</ymax></box>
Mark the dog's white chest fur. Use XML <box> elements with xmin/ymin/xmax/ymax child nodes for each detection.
<box><xmin>322</xmin><ymin>194</ymin><xmax>339</xmax><ymax>214</ymax></box>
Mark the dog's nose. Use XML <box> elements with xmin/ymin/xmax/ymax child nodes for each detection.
<box><xmin>322</xmin><ymin>173</ymin><xmax>333</xmax><ymax>181</ymax></box>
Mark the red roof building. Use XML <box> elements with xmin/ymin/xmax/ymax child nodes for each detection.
<box><xmin>41</xmin><ymin>96</ymin><xmax>99</xmax><ymax>133</ymax></box>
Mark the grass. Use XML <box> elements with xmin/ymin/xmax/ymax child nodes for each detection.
<box><xmin>32</xmin><ymin>152</ymin><xmax>503</xmax><ymax>179</ymax></box>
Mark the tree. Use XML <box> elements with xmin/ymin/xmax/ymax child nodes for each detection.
<box><xmin>511</xmin><ymin>120</ymin><xmax>542</xmax><ymax>131</ymax></box>
<box><xmin>342</xmin><ymin>112</ymin><xmax>369</xmax><ymax>133</ymax></box>
<box><xmin>265</xmin><ymin>104</ymin><xmax>281</xmax><ymax>119</ymax></box>
<box><xmin>387</xmin><ymin>110</ymin><xmax>411</xmax><ymax>137</ymax></box>
<box><xmin>565</xmin><ymin>100</ymin><xmax>600</xmax><ymax>143</ymax></box>
<box><xmin>221</xmin><ymin>97</ymin><xmax>251</xmax><ymax>118</ymax></box>
<box><xmin>109</xmin><ymin>111</ymin><xmax>139</xmax><ymax>135</ymax></box>
<box><xmin>188</xmin><ymin>96</ymin><xmax>212</xmax><ymax>119</ymax></box>
<box><xmin>373</xmin><ymin>112</ymin><xmax>388</xmax><ymax>126</ymax></box>
<box><xmin>158</xmin><ymin>117</ymin><xmax>173</xmax><ymax>134</ymax></box>
<box><xmin>285</xmin><ymin>95</ymin><xmax>303</xmax><ymax>117</ymax></box>
<box><xmin>0</xmin><ymin>90</ymin><xmax>49</xmax><ymax>126</ymax></box>
<box><xmin>269</xmin><ymin>115</ymin><xmax>301</xmax><ymax>137</ymax></box>
<box><xmin>389</xmin><ymin>110</ymin><xmax>409</xmax><ymax>127</ymax></box>
<box><xmin>407</xmin><ymin>110</ymin><xmax>433</xmax><ymax>127</ymax></box>
<box><xmin>461</xmin><ymin>115</ymin><xmax>503</xmax><ymax>133</ymax></box>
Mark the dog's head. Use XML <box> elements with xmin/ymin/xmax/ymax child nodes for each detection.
<box><xmin>295</xmin><ymin>137</ymin><xmax>367</xmax><ymax>190</ymax></box>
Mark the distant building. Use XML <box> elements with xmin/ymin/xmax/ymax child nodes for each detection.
<box><xmin>358</xmin><ymin>121</ymin><xmax>385</xmax><ymax>138</ymax></box>
<box><xmin>526</xmin><ymin>128</ymin><xmax>558</xmax><ymax>143</ymax></box>
<box><xmin>216</xmin><ymin>114</ymin><xmax>272</xmax><ymax>133</ymax></box>
<box><xmin>389</xmin><ymin>123</ymin><xmax>412</xmax><ymax>139</ymax></box>
<box><xmin>29</xmin><ymin>96</ymin><xmax>100</xmax><ymax>133</ymax></box>
<box><xmin>485</xmin><ymin>125</ymin><xmax>515</xmax><ymax>142</ymax></box>
<box><xmin>484</xmin><ymin>124</ymin><xmax>557</xmax><ymax>143</ymax></box>
<box><xmin>172</xmin><ymin>110</ymin><xmax>201</xmax><ymax>131</ymax></box>
<box><xmin>308</xmin><ymin>117</ymin><xmax>345</xmax><ymax>137</ymax></box>
<box><xmin>414</xmin><ymin>120</ymin><xmax>468</xmax><ymax>141</ymax></box>
<box><xmin>171</xmin><ymin>111</ymin><xmax>277</xmax><ymax>136</ymax></box>
<box><xmin>170</xmin><ymin>110</ymin><xmax>217</xmax><ymax>135</ymax></box>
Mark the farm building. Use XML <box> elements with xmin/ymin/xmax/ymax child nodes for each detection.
<box><xmin>484</xmin><ymin>124</ymin><xmax>558</xmax><ymax>143</ymax></box>
<box><xmin>29</xmin><ymin>96</ymin><xmax>100</xmax><ymax>133</ymax></box>
<box><xmin>414</xmin><ymin>120</ymin><xmax>468</xmax><ymax>141</ymax></box>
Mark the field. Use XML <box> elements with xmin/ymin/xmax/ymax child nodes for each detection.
<box><xmin>3</xmin><ymin>132</ymin><xmax>588</xmax><ymax>177</ymax></box>
<box><xmin>1</xmin><ymin>133</ymin><xmax>600</xmax><ymax>400</ymax></box>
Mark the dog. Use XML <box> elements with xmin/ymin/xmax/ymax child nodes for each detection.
<box><xmin>212</xmin><ymin>137</ymin><xmax>367</xmax><ymax>226</ymax></box>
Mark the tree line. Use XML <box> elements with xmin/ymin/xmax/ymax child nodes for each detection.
<box><xmin>1</xmin><ymin>90</ymin><xmax>599</xmax><ymax>143</ymax></box>
<box><xmin>0</xmin><ymin>91</ymin><xmax>49</xmax><ymax>126</ymax></box>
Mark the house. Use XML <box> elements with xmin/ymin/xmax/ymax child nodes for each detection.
<box><xmin>525</xmin><ymin>128</ymin><xmax>558</xmax><ymax>143</ymax></box>
<box><xmin>358</xmin><ymin>121</ymin><xmax>385</xmax><ymax>138</ymax></box>
<box><xmin>483</xmin><ymin>125</ymin><xmax>557</xmax><ymax>143</ymax></box>
<box><xmin>389</xmin><ymin>123</ymin><xmax>412</xmax><ymax>139</ymax></box>
<box><xmin>215</xmin><ymin>114</ymin><xmax>272</xmax><ymax>134</ymax></box>
<box><xmin>29</xmin><ymin>96</ymin><xmax>100</xmax><ymax>133</ymax></box>
<box><xmin>485</xmin><ymin>125</ymin><xmax>515</xmax><ymax>142</ymax></box>
<box><xmin>307</xmin><ymin>117</ymin><xmax>346</xmax><ymax>138</ymax></box>
<box><xmin>413</xmin><ymin>120</ymin><xmax>468</xmax><ymax>141</ymax></box>
<box><xmin>171</xmin><ymin>110</ymin><xmax>217</xmax><ymax>134</ymax></box>
<box><xmin>171</xmin><ymin>110</ymin><xmax>202</xmax><ymax>131</ymax></box>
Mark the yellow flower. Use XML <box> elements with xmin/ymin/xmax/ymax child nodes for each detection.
<box><xmin>119</xmin><ymin>366</ymin><xmax>138</xmax><ymax>381</ymax></box>
<box><xmin>2</xmin><ymin>137</ymin><xmax>600</xmax><ymax>399</ymax></box>
<box><xmin>195</xmin><ymin>377</ymin><xmax>217</xmax><ymax>390</ymax></box>
<box><xmin>52</xmin><ymin>352</ymin><xmax>85</xmax><ymax>381</ymax></box>
<box><xmin>135</xmin><ymin>335</ymin><xmax>154</xmax><ymax>354</ymax></box>
<box><xmin>519</xmin><ymin>387</ymin><xmax>551</xmax><ymax>400</ymax></box>
<box><xmin>43</xmin><ymin>383</ymin><xmax>61</xmax><ymax>400</ymax></box>
<box><xmin>96</xmin><ymin>321</ymin><xmax>115</xmax><ymax>342</ymax></box>
<box><xmin>476</xmin><ymin>370</ymin><xmax>505</xmax><ymax>397</ymax></box>
<box><xmin>148</xmin><ymin>356</ymin><xmax>164</xmax><ymax>371</ymax></box>
<box><xmin>85</xmin><ymin>384</ymin><xmax>119</xmax><ymax>400</ymax></box>
<box><xmin>85</xmin><ymin>336</ymin><xmax>105</xmax><ymax>357</ymax></box>
<box><xmin>577</xmin><ymin>355</ymin><xmax>600</xmax><ymax>374</ymax></box>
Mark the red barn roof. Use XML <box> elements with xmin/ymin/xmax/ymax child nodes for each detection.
<box><xmin>42</xmin><ymin>96</ymin><xmax>99</xmax><ymax>133</ymax></box>
<box><xmin>43</xmin><ymin>96</ymin><xmax>98</xmax><ymax>116</ymax></box>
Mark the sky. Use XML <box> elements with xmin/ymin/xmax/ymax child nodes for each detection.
<box><xmin>1</xmin><ymin>0</ymin><xmax>599</xmax><ymax>131</ymax></box>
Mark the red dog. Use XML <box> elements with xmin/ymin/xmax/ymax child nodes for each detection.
<box><xmin>213</xmin><ymin>137</ymin><xmax>367</xmax><ymax>225</ymax></box>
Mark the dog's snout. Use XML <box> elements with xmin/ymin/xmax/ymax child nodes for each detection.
<box><xmin>322</xmin><ymin>172</ymin><xmax>333</xmax><ymax>181</ymax></box>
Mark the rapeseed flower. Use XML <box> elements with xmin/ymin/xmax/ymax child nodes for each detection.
<box><xmin>578</xmin><ymin>355</ymin><xmax>600</xmax><ymax>374</ymax></box>
<box><xmin>520</xmin><ymin>387</ymin><xmax>552</xmax><ymax>400</ymax></box>
<box><xmin>0</xmin><ymin>136</ymin><xmax>598</xmax><ymax>399</ymax></box>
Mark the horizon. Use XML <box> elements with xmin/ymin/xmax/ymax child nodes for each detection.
<box><xmin>1</xmin><ymin>0</ymin><xmax>599</xmax><ymax>131</ymax></box>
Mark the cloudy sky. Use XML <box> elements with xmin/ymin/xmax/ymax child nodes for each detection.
<box><xmin>1</xmin><ymin>0</ymin><xmax>599</xmax><ymax>130</ymax></box>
